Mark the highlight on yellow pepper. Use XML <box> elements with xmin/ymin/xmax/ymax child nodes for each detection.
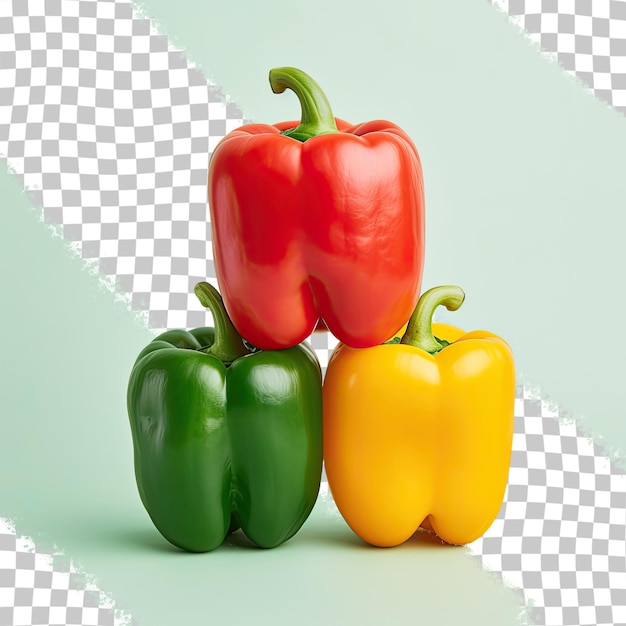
<box><xmin>322</xmin><ymin>285</ymin><xmax>515</xmax><ymax>547</ymax></box>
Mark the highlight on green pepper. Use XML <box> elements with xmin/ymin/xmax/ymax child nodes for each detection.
<box><xmin>127</xmin><ymin>282</ymin><xmax>323</xmax><ymax>552</ymax></box>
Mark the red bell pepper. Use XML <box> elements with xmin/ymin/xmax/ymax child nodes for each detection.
<box><xmin>208</xmin><ymin>67</ymin><xmax>425</xmax><ymax>350</ymax></box>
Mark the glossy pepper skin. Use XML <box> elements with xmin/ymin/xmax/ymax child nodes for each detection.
<box><xmin>127</xmin><ymin>282</ymin><xmax>323</xmax><ymax>552</ymax></box>
<box><xmin>208</xmin><ymin>66</ymin><xmax>424</xmax><ymax>350</ymax></box>
<box><xmin>322</xmin><ymin>286</ymin><xmax>515</xmax><ymax>547</ymax></box>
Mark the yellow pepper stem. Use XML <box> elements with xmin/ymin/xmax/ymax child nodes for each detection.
<box><xmin>400</xmin><ymin>286</ymin><xmax>466</xmax><ymax>354</ymax></box>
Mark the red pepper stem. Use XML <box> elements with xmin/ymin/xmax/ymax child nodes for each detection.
<box><xmin>269</xmin><ymin>67</ymin><xmax>339</xmax><ymax>142</ymax></box>
<box><xmin>193</xmin><ymin>282</ymin><xmax>250</xmax><ymax>364</ymax></box>
<box><xmin>400</xmin><ymin>286</ymin><xmax>465</xmax><ymax>355</ymax></box>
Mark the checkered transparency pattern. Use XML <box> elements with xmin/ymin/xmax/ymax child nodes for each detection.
<box><xmin>0</xmin><ymin>0</ymin><xmax>247</xmax><ymax>333</ymax></box>
<box><xmin>0</xmin><ymin>519</ymin><xmax>134</xmax><ymax>626</ymax></box>
<box><xmin>469</xmin><ymin>385</ymin><xmax>626</xmax><ymax>626</ymax></box>
<box><xmin>490</xmin><ymin>0</ymin><xmax>626</xmax><ymax>115</ymax></box>
<box><xmin>1</xmin><ymin>1</ymin><xmax>626</xmax><ymax>626</ymax></box>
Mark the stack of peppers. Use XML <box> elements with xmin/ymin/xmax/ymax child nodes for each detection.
<box><xmin>127</xmin><ymin>67</ymin><xmax>515</xmax><ymax>552</ymax></box>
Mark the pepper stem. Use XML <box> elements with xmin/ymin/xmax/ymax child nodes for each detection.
<box><xmin>400</xmin><ymin>286</ymin><xmax>465</xmax><ymax>354</ymax></box>
<box><xmin>193</xmin><ymin>282</ymin><xmax>250</xmax><ymax>365</ymax></box>
<box><xmin>269</xmin><ymin>67</ymin><xmax>339</xmax><ymax>142</ymax></box>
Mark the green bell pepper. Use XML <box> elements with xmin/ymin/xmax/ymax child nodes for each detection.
<box><xmin>127</xmin><ymin>282</ymin><xmax>323</xmax><ymax>552</ymax></box>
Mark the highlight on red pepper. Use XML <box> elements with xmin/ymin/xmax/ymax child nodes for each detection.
<box><xmin>322</xmin><ymin>286</ymin><xmax>515</xmax><ymax>547</ymax></box>
<box><xmin>127</xmin><ymin>282</ymin><xmax>323</xmax><ymax>552</ymax></box>
<box><xmin>208</xmin><ymin>66</ymin><xmax>425</xmax><ymax>350</ymax></box>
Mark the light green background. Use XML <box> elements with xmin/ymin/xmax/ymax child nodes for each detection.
<box><xmin>2</xmin><ymin>0</ymin><xmax>625</xmax><ymax>624</ymax></box>
<box><xmin>0</xmin><ymin>164</ymin><xmax>527</xmax><ymax>624</ymax></box>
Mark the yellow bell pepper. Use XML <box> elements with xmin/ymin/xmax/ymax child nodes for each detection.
<box><xmin>322</xmin><ymin>286</ymin><xmax>515</xmax><ymax>547</ymax></box>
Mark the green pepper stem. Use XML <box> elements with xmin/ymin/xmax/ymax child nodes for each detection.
<box><xmin>400</xmin><ymin>286</ymin><xmax>465</xmax><ymax>354</ymax></box>
<box><xmin>269</xmin><ymin>67</ymin><xmax>339</xmax><ymax>142</ymax></box>
<box><xmin>193</xmin><ymin>282</ymin><xmax>250</xmax><ymax>365</ymax></box>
